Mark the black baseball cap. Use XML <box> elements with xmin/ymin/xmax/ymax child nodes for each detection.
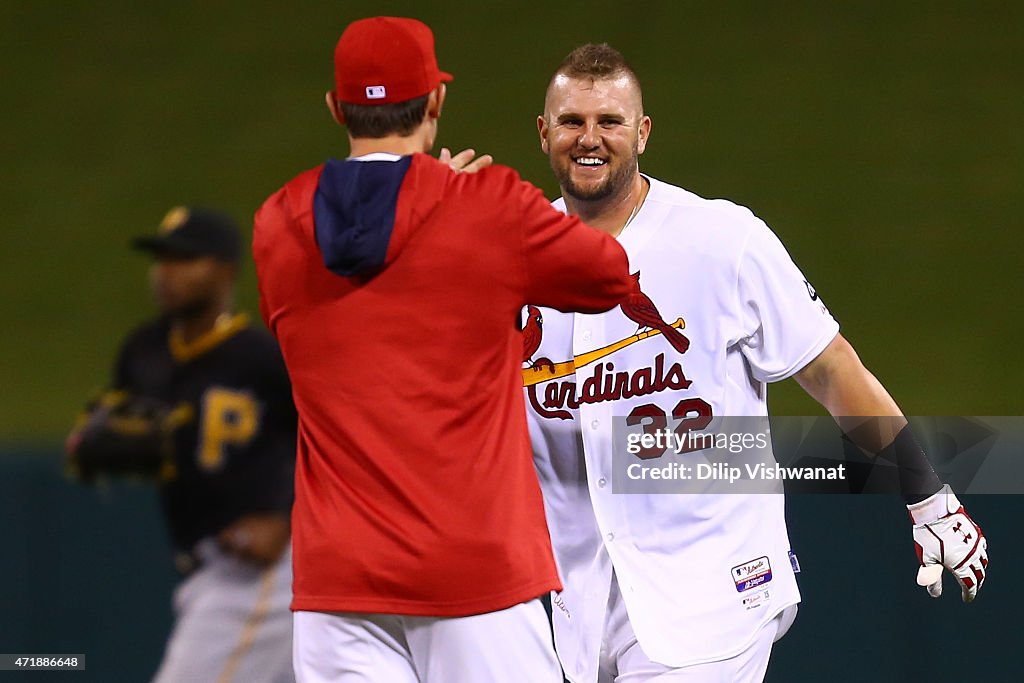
<box><xmin>132</xmin><ymin>206</ymin><xmax>242</xmax><ymax>263</ymax></box>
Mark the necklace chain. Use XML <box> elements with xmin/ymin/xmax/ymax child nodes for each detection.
<box><xmin>624</xmin><ymin>197</ymin><xmax>642</xmax><ymax>229</ymax></box>
<box><xmin>618</xmin><ymin>191</ymin><xmax>644</xmax><ymax>236</ymax></box>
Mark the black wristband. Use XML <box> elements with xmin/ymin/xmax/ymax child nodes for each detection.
<box><xmin>875</xmin><ymin>424</ymin><xmax>942</xmax><ymax>504</ymax></box>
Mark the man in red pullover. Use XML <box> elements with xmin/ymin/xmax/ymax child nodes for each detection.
<box><xmin>253</xmin><ymin>16</ymin><xmax>631</xmax><ymax>683</ymax></box>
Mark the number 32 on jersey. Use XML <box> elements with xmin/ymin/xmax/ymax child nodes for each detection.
<box><xmin>626</xmin><ymin>397</ymin><xmax>712</xmax><ymax>460</ymax></box>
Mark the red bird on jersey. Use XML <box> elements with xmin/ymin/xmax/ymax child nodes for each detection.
<box><xmin>522</xmin><ymin>306</ymin><xmax>543</xmax><ymax>365</ymax></box>
<box><xmin>619</xmin><ymin>272</ymin><xmax>690</xmax><ymax>354</ymax></box>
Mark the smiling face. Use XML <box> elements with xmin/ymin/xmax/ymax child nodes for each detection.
<box><xmin>538</xmin><ymin>73</ymin><xmax>650</xmax><ymax>203</ymax></box>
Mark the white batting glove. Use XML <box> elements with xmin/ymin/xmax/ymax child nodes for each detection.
<box><xmin>908</xmin><ymin>484</ymin><xmax>988</xmax><ymax>602</ymax></box>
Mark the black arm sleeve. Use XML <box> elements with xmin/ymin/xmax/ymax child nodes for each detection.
<box><xmin>877</xmin><ymin>424</ymin><xmax>943</xmax><ymax>505</ymax></box>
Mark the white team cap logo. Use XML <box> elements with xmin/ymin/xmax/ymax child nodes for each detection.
<box><xmin>365</xmin><ymin>85</ymin><xmax>387</xmax><ymax>99</ymax></box>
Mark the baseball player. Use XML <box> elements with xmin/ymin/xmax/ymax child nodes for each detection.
<box><xmin>66</xmin><ymin>207</ymin><xmax>297</xmax><ymax>683</ymax></box>
<box><xmin>252</xmin><ymin>17</ymin><xmax>632</xmax><ymax>683</ymax></box>
<box><xmin>524</xmin><ymin>43</ymin><xmax>989</xmax><ymax>682</ymax></box>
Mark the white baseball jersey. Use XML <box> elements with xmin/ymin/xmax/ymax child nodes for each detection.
<box><xmin>524</xmin><ymin>175</ymin><xmax>839</xmax><ymax>681</ymax></box>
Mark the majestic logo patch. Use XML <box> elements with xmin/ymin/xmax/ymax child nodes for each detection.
<box><xmin>804</xmin><ymin>279</ymin><xmax>818</xmax><ymax>301</ymax></box>
<box><xmin>733</xmin><ymin>556</ymin><xmax>773</xmax><ymax>592</ymax></box>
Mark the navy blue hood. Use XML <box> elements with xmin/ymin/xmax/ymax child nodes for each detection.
<box><xmin>313</xmin><ymin>156</ymin><xmax>414</xmax><ymax>276</ymax></box>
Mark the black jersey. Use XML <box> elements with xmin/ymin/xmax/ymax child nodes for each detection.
<box><xmin>112</xmin><ymin>313</ymin><xmax>296</xmax><ymax>553</ymax></box>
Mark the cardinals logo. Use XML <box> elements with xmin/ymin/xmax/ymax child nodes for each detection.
<box><xmin>522</xmin><ymin>305</ymin><xmax>543</xmax><ymax>367</ymax></box>
<box><xmin>521</xmin><ymin>272</ymin><xmax>693</xmax><ymax>420</ymax></box>
<box><xmin>620</xmin><ymin>272</ymin><xmax>690</xmax><ymax>354</ymax></box>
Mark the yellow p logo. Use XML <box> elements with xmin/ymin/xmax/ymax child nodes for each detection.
<box><xmin>198</xmin><ymin>388</ymin><xmax>258</xmax><ymax>471</ymax></box>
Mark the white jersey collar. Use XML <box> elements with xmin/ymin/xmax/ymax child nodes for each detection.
<box><xmin>349</xmin><ymin>152</ymin><xmax>404</xmax><ymax>162</ymax></box>
<box><xmin>616</xmin><ymin>174</ymin><xmax>671</xmax><ymax>255</ymax></box>
<box><xmin>553</xmin><ymin>173</ymin><xmax>663</xmax><ymax>246</ymax></box>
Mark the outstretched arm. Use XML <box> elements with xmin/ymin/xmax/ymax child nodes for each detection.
<box><xmin>794</xmin><ymin>333</ymin><xmax>989</xmax><ymax>602</ymax></box>
<box><xmin>795</xmin><ymin>333</ymin><xmax>941</xmax><ymax>497</ymax></box>
<box><xmin>794</xmin><ymin>333</ymin><xmax>905</xmax><ymax>449</ymax></box>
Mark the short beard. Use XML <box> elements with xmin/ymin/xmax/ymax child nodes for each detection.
<box><xmin>554</xmin><ymin>152</ymin><xmax>638</xmax><ymax>203</ymax></box>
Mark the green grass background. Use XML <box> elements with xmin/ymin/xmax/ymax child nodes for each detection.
<box><xmin>2</xmin><ymin>0</ymin><xmax>1022</xmax><ymax>439</ymax></box>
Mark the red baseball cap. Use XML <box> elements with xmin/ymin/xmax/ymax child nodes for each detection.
<box><xmin>334</xmin><ymin>17</ymin><xmax>453</xmax><ymax>105</ymax></box>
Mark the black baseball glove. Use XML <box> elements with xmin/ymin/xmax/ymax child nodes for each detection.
<box><xmin>66</xmin><ymin>391</ymin><xmax>192</xmax><ymax>482</ymax></box>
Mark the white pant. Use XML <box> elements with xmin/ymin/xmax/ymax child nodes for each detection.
<box><xmin>152</xmin><ymin>539</ymin><xmax>294</xmax><ymax>683</ymax></box>
<box><xmin>293</xmin><ymin>599</ymin><xmax>563</xmax><ymax>683</ymax></box>
<box><xmin>597</xmin><ymin>574</ymin><xmax>797</xmax><ymax>683</ymax></box>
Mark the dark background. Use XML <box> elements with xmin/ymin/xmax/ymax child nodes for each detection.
<box><xmin>1</xmin><ymin>1</ymin><xmax>1019</xmax><ymax>680</ymax></box>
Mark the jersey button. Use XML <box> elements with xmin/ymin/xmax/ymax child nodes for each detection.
<box><xmin>606</xmin><ymin>532</ymin><xmax>615</xmax><ymax>542</ymax></box>
<box><xmin>590</xmin><ymin>419</ymin><xmax>600</xmax><ymax>430</ymax></box>
<box><xmin>598</xmin><ymin>478</ymin><xmax>607</xmax><ymax>488</ymax></box>
<box><xmin>582</xmin><ymin>331</ymin><xmax>592</xmax><ymax>342</ymax></box>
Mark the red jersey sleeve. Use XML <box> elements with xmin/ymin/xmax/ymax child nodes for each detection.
<box><xmin>518</xmin><ymin>179</ymin><xmax>631</xmax><ymax>313</ymax></box>
<box><xmin>252</xmin><ymin>189</ymin><xmax>287</xmax><ymax>332</ymax></box>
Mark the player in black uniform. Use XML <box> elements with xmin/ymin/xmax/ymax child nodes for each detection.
<box><xmin>67</xmin><ymin>206</ymin><xmax>296</xmax><ymax>683</ymax></box>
